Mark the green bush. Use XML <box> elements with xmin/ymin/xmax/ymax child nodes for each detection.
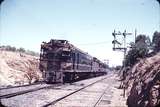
<box><xmin>152</xmin><ymin>31</ymin><xmax>160</xmax><ymax>53</ymax></box>
<box><xmin>0</xmin><ymin>45</ymin><xmax>39</xmax><ymax>56</ymax></box>
<box><xmin>124</xmin><ymin>35</ymin><xmax>150</xmax><ymax>67</ymax></box>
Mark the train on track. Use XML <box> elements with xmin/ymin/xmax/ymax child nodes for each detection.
<box><xmin>39</xmin><ymin>39</ymin><xmax>108</xmax><ymax>83</ymax></box>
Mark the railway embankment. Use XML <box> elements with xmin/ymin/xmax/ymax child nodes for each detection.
<box><xmin>123</xmin><ymin>52</ymin><xmax>160</xmax><ymax>107</ymax></box>
<box><xmin>0</xmin><ymin>50</ymin><xmax>42</xmax><ymax>87</ymax></box>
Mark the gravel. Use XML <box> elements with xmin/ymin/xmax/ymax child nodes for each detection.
<box><xmin>0</xmin><ymin>83</ymin><xmax>50</xmax><ymax>97</ymax></box>
<box><xmin>1</xmin><ymin>75</ymin><xmax>108</xmax><ymax>107</ymax></box>
<box><xmin>52</xmin><ymin>75</ymin><xmax>114</xmax><ymax>107</ymax></box>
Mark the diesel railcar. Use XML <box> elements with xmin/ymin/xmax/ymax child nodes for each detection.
<box><xmin>39</xmin><ymin>39</ymin><xmax>108</xmax><ymax>83</ymax></box>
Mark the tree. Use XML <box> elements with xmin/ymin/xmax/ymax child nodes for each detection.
<box><xmin>26</xmin><ymin>50</ymin><xmax>39</xmax><ymax>56</ymax></box>
<box><xmin>156</xmin><ymin>0</ymin><xmax>160</xmax><ymax>4</ymax></box>
<box><xmin>3</xmin><ymin>45</ymin><xmax>17</xmax><ymax>52</ymax></box>
<box><xmin>124</xmin><ymin>35</ymin><xmax>150</xmax><ymax>67</ymax></box>
<box><xmin>152</xmin><ymin>31</ymin><xmax>160</xmax><ymax>52</ymax></box>
<box><xmin>17</xmin><ymin>47</ymin><xmax>25</xmax><ymax>53</ymax></box>
<box><xmin>0</xmin><ymin>0</ymin><xmax>4</xmax><ymax>5</ymax></box>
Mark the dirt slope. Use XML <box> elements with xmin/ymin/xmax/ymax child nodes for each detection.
<box><xmin>0</xmin><ymin>51</ymin><xmax>42</xmax><ymax>87</ymax></box>
<box><xmin>125</xmin><ymin>52</ymin><xmax>160</xmax><ymax>107</ymax></box>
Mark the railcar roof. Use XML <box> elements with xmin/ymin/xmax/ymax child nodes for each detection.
<box><xmin>41</xmin><ymin>39</ymin><xmax>106</xmax><ymax>64</ymax></box>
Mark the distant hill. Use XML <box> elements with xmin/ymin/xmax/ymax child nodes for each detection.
<box><xmin>0</xmin><ymin>50</ymin><xmax>42</xmax><ymax>87</ymax></box>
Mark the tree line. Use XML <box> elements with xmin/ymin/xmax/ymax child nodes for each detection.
<box><xmin>0</xmin><ymin>45</ymin><xmax>39</xmax><ymax>57</ymax></box>
<box><xmin>124</xmin><ymin>31</ymin><xmax>160</xmax><ymax>67</ymax></box>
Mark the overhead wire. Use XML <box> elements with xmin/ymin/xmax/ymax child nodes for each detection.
<box><xmin>76</xmin><ymin>41</ymin><xmax>111</xmax><ymax>46</ymax></box>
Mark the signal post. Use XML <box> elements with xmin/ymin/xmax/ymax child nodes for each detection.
<box><xmin>112</xmin><ymin>29</ymin><xmax>132</xmax><ymax>97</ymax></box>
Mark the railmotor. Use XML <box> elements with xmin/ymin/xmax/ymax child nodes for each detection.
<box><xmin>39</xmin><ymin>39</ymin><xmax>108</xmax><ymax>83</ymax></box>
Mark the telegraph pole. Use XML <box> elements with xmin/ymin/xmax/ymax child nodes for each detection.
<box><xmin>135</xmin><ymin>29</ymin><xmax>137</xmax><ymax>43</ymax></box>
<box><xmin>112</xmin><ymin>29</ymin><xmax>132</xmax><ymax>97</ymax></box>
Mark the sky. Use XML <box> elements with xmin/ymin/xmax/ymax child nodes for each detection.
<box><xmin>0</xmin><ymin>0</ymin><xmax>159</xmax><ymax>66</ymax></box>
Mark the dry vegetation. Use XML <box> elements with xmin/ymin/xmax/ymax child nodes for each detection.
<box><xmin>123</xmin><ymin>53</ymin><xmax>160</xmax><ymax>107</ymax></box>
<box><xmin>0</xmin><ymin>50</ymin><xmax>42</xmax><ymax>87</ymax></box>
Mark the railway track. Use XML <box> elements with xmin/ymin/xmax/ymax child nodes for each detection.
<box><xmin>0</xmin><ymin>82</ymin><xmax>45</xmax><ymax>90</ymax></box>
<box><xmin>1</xmin><ymin>75</ymin><xmax>110</xmax><ymax>107</ymax></box>
<box><xmin>42</xmin><ymin>77</ymin><xmax>108</xmax><ymax>107</ymax></box>
<box><xmin>0</xmin><ymin>83</ymin><xmax>62</xmax><ymax>99</ymax></box>
<box><xmin>93</xmin><ymin>86</ymin><xmax>109</xmax><ymax>107</ymax></box>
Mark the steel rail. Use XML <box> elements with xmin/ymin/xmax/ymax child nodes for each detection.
<box><xmin>42</xmin><ymin>77</ymin><xmax>107</xmax><ymax>107</ymax></box>
<box><xmin>0</xmin><ymin>83</ymin><xmax>62</xmax><ymax>99</ymax></box>
<box><xmin>93</xmin><ymin>86</ymin><xmax>109</xmax><ymax>107</ymax></box>
<box><xmin>0</xmin><ymin>82</ymin><xmax>43</xmax><ymax>90</ymax></box>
